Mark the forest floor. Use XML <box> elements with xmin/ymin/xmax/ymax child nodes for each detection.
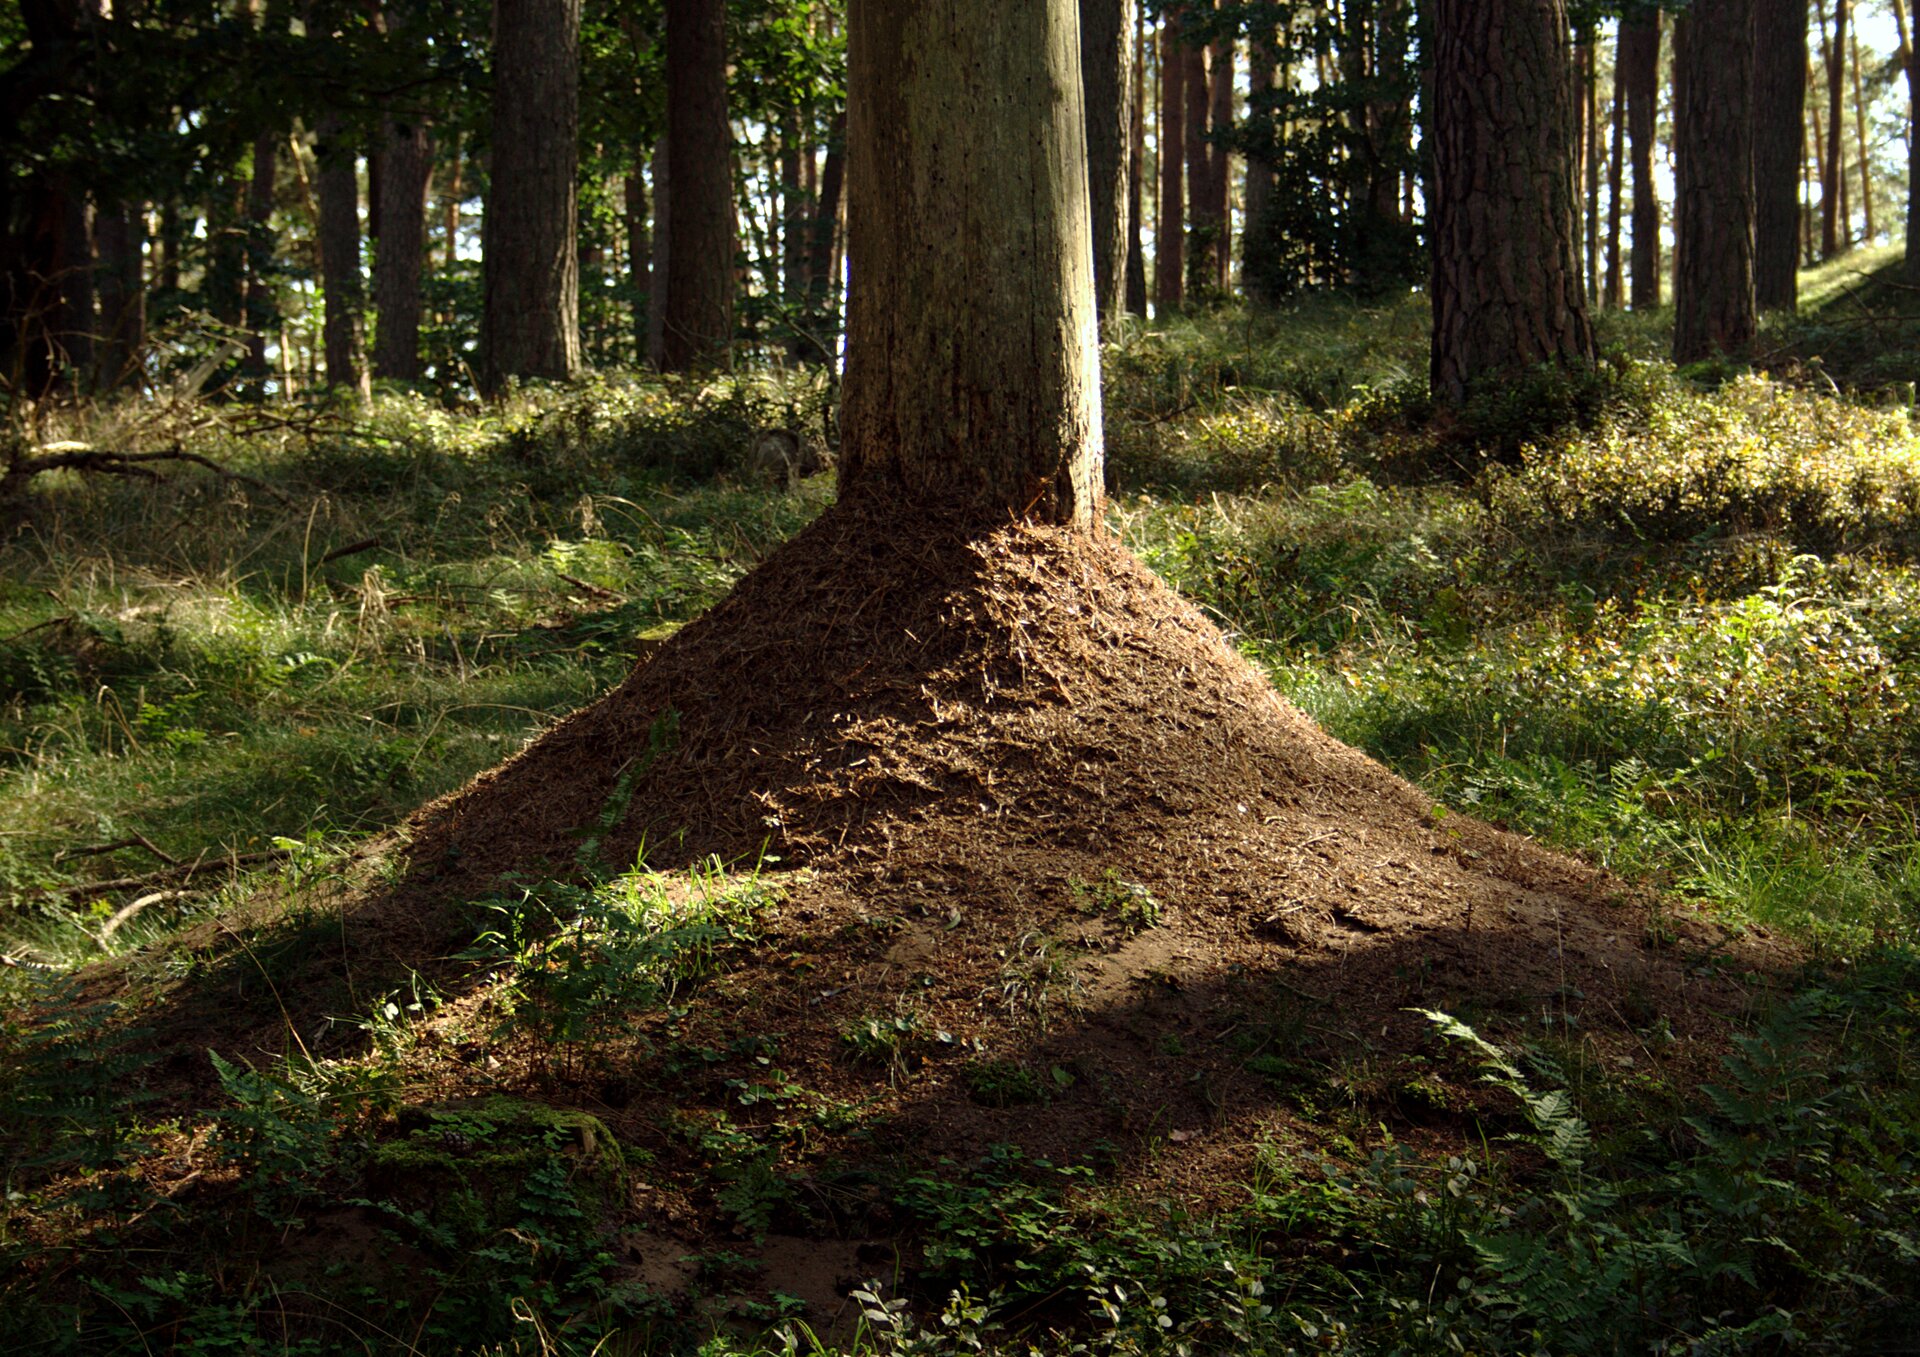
<box><xmin>3</xmin><ymin>262</ymin><xmax>1920</xmax><ymax>1354</ymax></box>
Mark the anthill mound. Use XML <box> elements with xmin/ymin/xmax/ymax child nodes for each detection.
<box><xmin>370</xmin><ymin>502</ymin><xmax>1795</xmax><ymax>1187</ymax></box>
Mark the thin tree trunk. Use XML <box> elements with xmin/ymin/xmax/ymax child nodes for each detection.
<box><xmin>443</xmin><ymin>133</ymin><xmax>463</xmax><ymax>271</ymax></box>
<box><xmin>1155</xmin><ymin>12</ymin><xmax>1185</xmax><ymax>312</ymax></box>
<box><xmin>1819</xmin><ymin>0</ymin><xmax>1848</xmax><ymax>256</ymax></box>
<box><xmin>841</xmin><ymin>0</ymin><xmax>1102</xmax><ymax>528</ymax></box>
<box><xmin>244</xmin><ymin>132</ymin><xmax>278</xmax><ymax>376</ymax></box>
<box><xmin>661</xmin><ymin>0</ymin><xmax>734</xmax><ymax>371</ymax></box>
<box><xmin>1582</xmin><ymin>34</ymin><xmax>1600</xmax><ymax>303</ymax></box>
<box><xmin>480</xmin><ymin>0</ymin><xmax>583</xmax><ymax>391</ymax></box>
<box><xmin>1081</xmin><ymin>0</ymin><xmax>1136</xmax><ymax>328</ymax></box>
<box><xmin>93</xmin><ymin>205</ymin><xmax>144</xmax><ymax>390</ymax></box>
<box><xmin>1673</xmin><ymin>1</ymin><xmax>1757</xmax><ymax>362</ymax></box>
<box><xmin>374</xmin><ymin>115</ymin><xmax>432</xmax><ymax>382</ymax></box>
<box><xmin>780</xmin><ymin>112</ymin><xmax>807</xmax><ymax>301</ymax></box>
<box><xmin>625</xmin><ymin>165</ymin><xmax>650</xmax><ymax>359</ymax></box>
<box><xmin>1755</xmin><ymin>0</ymin><xmax>1809</xmax><ymax>310</ymax></box>
<box><xmin>1850</xmin><ymin>23</ymin><xmax>1874</xmax><ymax>240</ymax></box>
<box><xmin>1622</xmin><ymin>12</ymin><xmax>1662</xmax><ymax>308</ymax></box>
<box><xmin>647</xmin><ymin>136</ymin><xmax>670</xmax><ymax>365</ymax></box>
<box><xmin>1429</xmin><ymin>0</ymin><xmax>1595</xmax><ymax>405</ymax></box>
<box><xmin>1125</xmin><ymin>3</ymin><xmax>1149</xmax><ymax>317</ymax></box>
<box><xmin>1894</xmin><ymin>0</ymin><xmax>1919</xmax><ymax>279</ymax></box>
<box><xmin>1182</xmin><ymin>20</ymin><xmax>1215</xmax><ymax>293</ymax></box>
<box><xmin>1605</xmin><ymin>34</ymin><xmax>1625</xmax><ymax>311</ymax></box>
<box><xmin>315</xmin><ymin>114</ymin><xmax>368</xmax><ymax>395</ymax></box>
<box><xmin>1206</xmin><ymin>27</ymin><xmax>1234</xmax><ymax>293</ymax></box>
<box><xmin>1244</xmin><ymin>29</ymin><xmax>1276</xmax><ymax>243</ymax></box>
<box><xmin>798</xmin><ymin>112</ymin><xmax>845</xmax><ymax>364</ymax></box>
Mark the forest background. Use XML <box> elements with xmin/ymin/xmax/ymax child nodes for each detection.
<box><xmin>4</xmin><ymin>1</ymin><xmax>1920</xmax><ymax>1354</ymax></box>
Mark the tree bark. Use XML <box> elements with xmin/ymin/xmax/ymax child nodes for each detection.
<box><xmin>1622</xmin><ymin>12</ymin><xmax>1662</xmax><ymax>309</ymax></box>
<box><xmin>660</xmin><ymin>0</ymin><xmax>734</xmax><ymax>371</ymax></box>
<box><xmin>797</xmin><ymin>113</ymin><xmax>845</xmax><ymax>364</ymax></box>
<box><xmin>1205</xmin><ymin>26</ymin><xmax>1234</xmax><ymax>293</ymax></box>
<box><xmin>1820</xmin><ymin>0</ymin><xmax>1847</xmax><ymax>257</ymax></box>
<box><xmin>374</xmin><ymin>115</ymin><xmax>432</xmax><ymax>382</ymax></box>
<box><xmin>480</xmin><ymin>0</ymin><xmax>581</xmax><ymax>392</ymax></box>
<box><xmin>244</xmin><ymin>132</ymin><xmax>279</xmax><ymax>377</ymax></box>
<box><xmin>1849</xmin><ymin>23</ymin><xmax>1874</xmax><ymax>240</ymax></box>
<box><xmin>647</xmin><ymin>136</ymin><xmax>670</xmax><ymax>366</ymax></box>
<box><xmin>315</xmin><ymin>114</ymin><xmax>368</xmax><ymax>395</ymax></box>
<box><xmin>1673</xmin><ymin>2</ymin><xmax>1757</xmax><ymax>362</ymax></box>
<box><xmin>841</xmin><ymin>0</ymin><xmax>1103</xmax><ymax>530</ymax></box>
<box><xmin>1604</xmin><ymin>37</ymin><xmax>1626</xmax><ymax>311</ymax></box>
<box><xmin>1893</xmin><ymin>0</ymin><xmax>1919</xmax><ymax>280</ymax></box>
<box><xmin>1081</xmin><ymin>0</ymin><xmax>1136</xmax><ymax>329</ymax></box>
<box><xmin>1754</xmin><ymin>0</ymin><xmax>1809</xmax><ymax>310</ymax></box>
<box><xmin>1584</xmin><ymin>37</ymin><xmax>1600</xmax><ymax>304</ymax></box>
<box><xmin>1182</xmin><ymin>16</ymin><xmax>1218</xmax><ymax>294</ymax></box>
<box><xmin>1428</xmin><ymin>0</ymin><xmax>1595</xmax><ymax>406</ymax></box>
<box><xmin>92</xmin><ymin>205</ymin><xmax>144</xmax><ymax>391</ymax></box>
<box><xmin>1155</xmin><ymin>12</ymin><xmax>1185</xmax><ymax>312</ymax></box>
<box><xmin>625</xmin><ymin>165</ymin><xmax>650</xmax><ymax>359</ymax></box>
<box><xmin>1244</xmin><ymin>29</ymin><xmax>1276</xmax><ymax>247</ymax></box>
<box><xmin>1125</xmin><ymin>4</ymin><xmax>1149</xmax><ymax>317</ymax></box>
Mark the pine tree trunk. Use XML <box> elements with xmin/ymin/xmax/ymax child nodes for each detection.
<box><xmin>1894</xmin><ymin>0</ymin><xmax>1919</xmax><ymax>280</ymax></box>
<box><xmin>315</xmin><ymin>114</ymin><xmax>368</xmax><ymax>395</ymax></box>
<box><xmin>480</xmin><ymin>0</ymin><xmax>582</xmax><ymax>391</ymax></box>
<box><xmin>781</xmin><ymin>114</ymin><xmax>807</xmax><ymax>302</ymax></box>
<box><xmin>1755</xmin><ymin>0</ymin><xmax>1809</xmax><ymax>310</ymax></box>
<box><xmin>1206</xmin><ymin>29</ymin><xmax>1234</xmax><ymax>293</ymax></box>
<box><xmin>1182</xmin><ymin>24</ymin><xmax>1216</xmax><ymax>294</ymax></box>
<box><xmin>1155</xmin><ymin>13</ymin><xmax>1185</xmax><ymax>312</ymax></box>
<box><xmin>1584</xmin><ymin>38</ymin><xmax>1600</xmax><ymax>304</ymax></box>
<box><xmin>244</xmin><ymin>132</ymin><xmax>278</xmax><ymax>377</ymax></box>
<box><xmin>841</xmin><ymin>0</ymin><xmax>1103</xmax><ymax>530</ymax></box>
<box><xmin>92</xmin><ymin>204</ymin><xmax>144</xmax><ymax>390</ymax></box>
<box><xmin>443</xmin><ymin>134</ymin><xmax>463</xmax><ymax>272</ymax></box>
<box><xmin>1244</xmin><ymin>32</ymin><xmax>1276</xmax><ymax>246</ymax></box>
<box><xmin>1429</xmin><ymin>0</ymin><xmax>1595</xmax><ymax>406</ymax></box>
<box><xmin>1604</xmin><ymin>40</ymin><xmax>1625</xmax><ymax>311</ymax></box>
<box><xmin>661</xmin><ymin>0</ymin><xmax>734</xmax><ymax>371</ymax></box>
<box><xmin>1820</xmin><ymin>0</ymin><xmax>1847</xmax><ymax>256</ymax></box>
<box><xmin>1125</xmin><ymin>5</ymin><xmax>1149</xmax><ymax>317</ymax></box>
<box><xmin>1081</xmin><ymin>0</ymin><xmax>1135</xmax><ymax>328</ymax></box>
<box><xmin>1673</xmin><ymin>1</ymin><xmax>1757</xmax><ymax>362</ymax></box>
<box><xmin>1849</xmin><ymin>24</ymin><xmax>1874</xmax><ymax>240</ymax></box>
<box><xmin>799</xmin><ymin>114</ymin><xmax>845</xmax><ymax>364</ymax></box>
<box><xmin>1622</xmin><ymin>12</ymin><xmax>1661</xmax><ymax>309</ymax></box>
<box><xmin>374</xmin><ymin>115</ymin><xmax>432</xmax><ymax>382</ymax></box>
<box><xmin>625</xmin><ymin>166</ymin><xmax>650</xmax><ymax>359</ymax></box>
<box><xmin>647</xmin><ymin>136</ymin><xmax>670</xmax><ymax>365</ymax></box>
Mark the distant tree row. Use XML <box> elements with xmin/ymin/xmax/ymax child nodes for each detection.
<box><xmin>2</xmin><ymin>0</ymin><xmax>1913</xmax><ymax>406</ymax></box>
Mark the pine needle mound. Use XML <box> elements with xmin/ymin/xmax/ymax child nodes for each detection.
<box><xmin>389</xmin><ymin>499</ymin><xmax>1791</xmax><ymax>1186</ymax></box>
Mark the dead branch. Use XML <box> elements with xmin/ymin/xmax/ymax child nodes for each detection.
<box><xmin>319</xmin><ymin>536</ymin><xmax>385</xmax><ymax>565</ymax></box>
<box><xmin>54</xmin><ymin>832</ymin><xmax>181</xmax><ymax>868</ymax></box>
<box><xmin>2</xmin><ymin>443</ymin><xmax>294</xmax><ymax>506</ymax></box>
<box><xmin>557</xmin><ymin>572</ymin><xmax>623</xmax><ymax>602</ymax></box>
<box><xmin>50</xmin><ymin>847</ymin><xmax>297</xmax><ymax>900</ymax></box>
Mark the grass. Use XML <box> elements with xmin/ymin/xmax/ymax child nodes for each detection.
<box><xmin>7</xmin><ymin>276</ymin><xmax>1920</xmax><ymax>1350</ymax></box>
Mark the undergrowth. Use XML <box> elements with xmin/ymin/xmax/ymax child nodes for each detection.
<box><xmin>7</xmin><ymin>284</ymin><xmax>1920</xmax><ymax>1350</ymax></box>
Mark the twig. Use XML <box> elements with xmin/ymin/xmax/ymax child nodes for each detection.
<box><xmin>557</xmin><ymin>573</ymin><xmax>623</xmax><ymax>602</ymax></box>
<box><xmin>319</xmin><ymin>536</ymin><xmax>384</xmax><ymax>565</ymax></box>
<box><xmin>55</xmin><ymin>832</ymin><xmax>181</xmax><ymax>868</ymax></box>
<box><xmin>50</xmin><ymin>847</ymin><xmax>296</xmax><ymax>899</ymax></box>
<box><xmin>0</xmin><ymin>614</ymin><xmax>74</xmax><ymax>644</ymax></box>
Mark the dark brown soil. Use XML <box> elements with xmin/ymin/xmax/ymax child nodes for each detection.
<box><xmin>79</xmin><ymin>498</ymin><xmax>1798</xmax><ymax>1314</ymax></box>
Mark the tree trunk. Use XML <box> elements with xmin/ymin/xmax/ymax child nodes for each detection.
<box><xmin>1206</xmin><ymin>27</ymin><xmax>1234</xmax><ymax>293</ymax></box>
<box><xmin>1820</xmin><ymin>0</ymin><xmax>1847</xmax><ymax>257</ymax></box>
<box><xmin>1673</xmin><ymin>1</ymin><xmax>1757</xmax><ymax>362</ymax></box>
<box><xmin>798</xmin><ymin>113</ymin><xmax>845</xmax><ymax>364</ymax></box>
<box><xmin>1849</xmin><ymin>23</ymin><xmax>1874</xmax><ymax>240</ymax></box>
<box><xmin>1428</xmin><ymin>0</ymin><xmax>1595</xmax><ymax>406</ymax></box>
<box><xmin>1584</xmin><ymin>37</ymin><xmax>1600</xmax><ymax>304</ymax></box>
<box><xmin>92</xmin><ymin>205</ymin><xmax>144</xmax><ymax>391</ymax></box>
<box><xmin>443</xmin><ymin>133</ymin><xmax>463</xmax><ymax>271</ymax></box>
<box><xmin>1622</xmin><ymin>12</ymin><xmax>1662</xmax><ymax>309</ymax></box>
<box><xmin>1125</xmin><ymin>4</ymin><xmax>1149</xmax><ymax>317</ymax></box>
<box><xmin>1181</xmin><ymin>21</ymin><xmax>1213</xmax><ymax>293</ymax></box>
<box><xmin>315</xmin><ymin>114</ymin><xmax>368</xmax><ymax>395</ymax></box>
<box><xmin>1754</xmin><ymin>0</ymin><xmax>1809</xmax><ymax>310</ymax></box>
<box><xmin>780</xmin><ymin>113</ymin><xmax>807</xmax><ymax>302</ymax></box>
<box><xmin>244</xmin><ymin>132</ymin><xmax>279</xmax><ymax>377</ymax></box>
<box><xmin>1244</xmin><ymin>30</ymin><xmax>1276</xmax><ymax>247</ymax></box>
<box><xmin>1893</xmin><ymin>0</ymin><xmax>1919</xmax><ymax>280</ymax></box>
<box><xmin>374</xmin><ymin>115</ymin><xmax>432</xmax><ymax>382</ymax></box>
<box><xmin>1081</xmin><ymin>0</ymin><xmax>1135</xmax><ymax>329</ymax></box>
<box><xmin>647</xmin><ymin>136</ymin><xmax>670</xmax><ymax>365</ymax></box>
<box><xmin>480</xmin><ymin>0</ymin><xmax>582</xmax><ymax>392</ymax></box>
<box><xmin>841</xmin><ymin>0</ymin><xmax>1103</xmax><ymax>530</ymax></box>
<box><xmin>1604</xmin><ymin>38</ymin><xmax>1625</xmax><ymax>310</ymax></box>
<box><xmin>661</xmin><ymin>0</ymin><xmax>734</xmax><ymax>371</ymax></box>
<box><xmin>625</xmin><ymin>165</ymin><xmax>650</xmax><ymax>359</ymax></box>
<box><xmin>1155</xmin><ymin>12</ymin><xmax>1185</xmax><ymax>311</ymax></box>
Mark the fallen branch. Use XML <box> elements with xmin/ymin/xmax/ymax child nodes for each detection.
<box><xmin>54</xmin><ymin>832</ymin><xmax>181</xmax><ymax>868</ymax></box>
<box><xmin>50</xmin><ymin>847</ymin><xmax>297</xmax><ymax>900</ymax></box>
<box><xmin>557</xmin><ymin>572</ymin><xmax>624</xmax><ymax>602</ymax></box>
<box><xmin>2</xmin><ymin>443</ymin><xmax>294</xmax><ymax>507</ymax></box>
<box><xmin>319</xmin><ymin>536</ymin><xmax>384</xmax><ymax>565</ymax></box>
